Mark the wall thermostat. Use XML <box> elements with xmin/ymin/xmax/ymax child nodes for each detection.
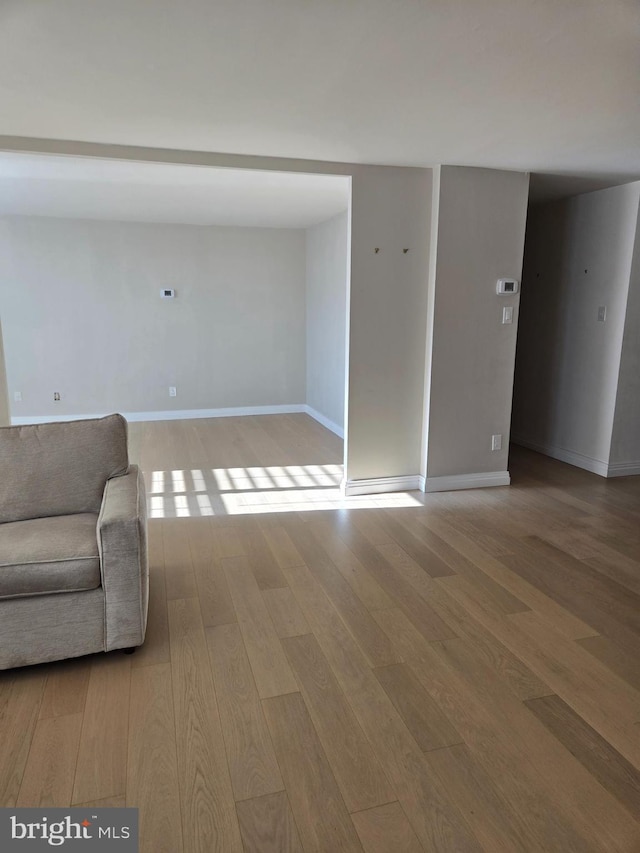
<box><xmin>496</xmin><ymin>279</ymin><xmax>519</xmax><ymax>295</ymax></box>
<box><xmin>160</xmin><ymin>288</ymin><xmax>176</xmax><ymax>299</ymax></box>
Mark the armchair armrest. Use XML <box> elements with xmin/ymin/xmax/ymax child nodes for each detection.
<box><xmin>97</xmin><ymin>464</ymin><xmax>149</xmax><ymax>651</ymax></box>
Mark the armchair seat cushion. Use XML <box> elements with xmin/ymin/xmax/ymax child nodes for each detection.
<box><xmin>0</xmin><ymin>513</ymin><xmax>101</xmax><ymax>599</ymax></box>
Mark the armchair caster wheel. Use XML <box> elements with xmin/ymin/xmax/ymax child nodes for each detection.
<box><xmin>122</xmin><ymin>647</ymin><xmax>137</xmax><ymax>655</ymax></box>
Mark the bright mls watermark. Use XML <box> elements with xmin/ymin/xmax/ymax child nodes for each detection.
<box><xmin>0</xmin><ymin>809</ymin><xmax>138</xmax><ymax>851</ymax></box>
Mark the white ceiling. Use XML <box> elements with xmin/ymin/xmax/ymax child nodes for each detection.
<box><xmin>0</xmin><ymin>0</ymin><xmax>638</xmax><ymax>199</ymax></box>
<box><xmin>0</xmin><ymin>153</ymin><xmax>350</xmax><ymax>227</ymax></box>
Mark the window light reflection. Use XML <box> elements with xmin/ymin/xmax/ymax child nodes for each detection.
<box><xmin>146</xmin><ymin>464</ymin><xmax>421</xmax><ymax>518</ymax></box>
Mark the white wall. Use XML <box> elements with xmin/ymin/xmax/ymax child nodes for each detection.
<box><xmin>0</xmin><ymin>315</ymin><xmax>9</xmax><ymax>426</ymax></box>
<box><xmin>347</xmin><ymin>167</ymin><xmax>432</xmax><ymax>483</ymax></box>
<box><xmin>604</xmin><ymin>197</ymin><xmax>640</xmax><ymax>472</ymax></box>
<box><xmin>0</xmin><ymin>216</ymin><xmax>306</xmax><ymax>417</ymax></box>
<box><xmin>512</xmin><ymin>182</ymin><xmax>640</xmax><ymax>474</ymax></box>
<box><xmin>425</xmin><ymin>166</ymin><xmax>530</xmax><ymax>484</ymax></box>
<box><xmin>305</xmin><ymin>210</ymin><xmax>348</xmax><ymax>434</ymax></box>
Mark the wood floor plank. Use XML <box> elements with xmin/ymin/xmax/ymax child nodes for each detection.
<box><xmin>539</xmin><ymin>526</ymin><xmax>601</xmax><ymax>561</ymax></box>
<box><xmin>17</xmin><ymin>713</ymin><xmax>82</xmax><ymax>807</ymax></box>
<box><xmin>127</xmin><ymin>662</ymin><xmax>183</xmax><ymax>853</ymax></box>
<box><xmin>188</xmin><ymin>519</ymin><xmax>237</xmax><ymax>628</ymax></box>
<box><xmin>258</xmin><ymin>523</ymin><xmax>305</xmax><ymax>569</ymax></box>
<box><xmin>212</xmin><ymin>524</ymin><xmax>248</xmax><ymax>559</ymax></box>
<box><xmin>371</xmin><ymin>606</ymin><xmax>436</xmax><ymax>660</ymax></box>
<box><xmin>168</xmin><ymin>597</ymin><xmax>243</xmax><ymax>853</ymax></box>
<box><xmin>74</xmin><ymin>796</ymin><xmax>126</xmax><ymax>808</ymax></box>
<box><xmin>313</xmin><ymin>518</ymin><xmax>395</xmax><ymax>612</ymax></box>
<box><xmin>427</xmin><ymin>590</ymin><xmax>552</xmax><ymax>701</ymax></box>
<box><xmin>420</xmin><ymin>515</ymin><xmax>597</xmax><ymax>640</ymax></box>
<box><xmin>0</xmin><ymin>670</ymin><xmax>46</xmax><ymax>807</ymax></box>
<box><xmin>39</xmin><ymin>657</ymin><xmax>91</xmax><ymax>718</ymax></box>
<box><xmin>422</xmin><ymin>744</ymin><xmax>532</xmax><ymax>853</ymax></box>
<box><xmin>262</xmin><ymin>692</ymin><xmax>364</xmax><ymax>852</ymax></box>
<box><xmin>206</xmin><ymin>623</ymin><xmax>284</xmax><ymax>802</ymax></box>
<box><xmin>525</xmin><ymin>693</ymin><xmax>640</xmax><ymax>820</ymax></box>
<box><xmin>244</xmin><ymin>522</ymin><xmax>289</xmax><ymax>590</ymax></box>
<box><xmin>466</xmin><ymin>485</ymin><xmax>579</xmax><ymax>541</ymax></box>
<box><xmin>429</xmin><ymin>634</ymin><xmax>640</xmax><ymax>852</ymax></box>
<box><xmin>283</xmin><ymin>633</ymin><xmax>396</xmax><ymax>812</ymax></box>
<box><xmin>438</xmin><ymin>567</ymin><xmax>516</xmax><ymax>622</ymax></box>
<box><xmin>508</xmin><ymin>609</ymin><xmax>640</xmax><ymax>767</ymax></box>
<box><xmin>396</xmin><ymin>512</ymin><xmax>531</xmax><ymax>614</ymax></box>
<box><xmin>236</xmin><ymin>791</ymin><xmax>304</xmax><ymax>853</ymax></box>
<box><xmin>162</xmin><ymin>519</ymin><xmax>199</xmax><ymax>600</ymax></box>
<box><xmin>351</xmin><ymin>802</ymin><xmax>424</xmax><ymax>853</ymax></box>
<box><xmin>72</xmin><ymin>654</ymin><xmax>131</xmax><ymax>804</ymax></box>
<box><xmin>372</xmin><ymin>510</ymin><xmax>456</xmax><ymax>578</ymax></box>
<box><xmin>582</xmin><ymin>552</ymin><xmax>640</xmax><ymax>598</ymax></box>
<box><xmin>282</xmin><ymin>562</ymin><xmax>484</xmax><ymax>853</ymax></box>
<box><xmin>331</xmin><ymin>523</ymin><xmax>458</xmax><ymax>644</ymax></box>
<box><xmin>442</xmin><ymin>575</ymin><xmax>640</xmax><ymax>769</ymax></box>
<box><xmin>372</xmin><ymin>542</ymin><xmax>550</xmax><ymax>700</ymax></box>
<box><xmin>501</xmin><ymin>538</ymin><xmax>640</xmax><ymax>649</ymax></box>
<box><xmin>222</xmin><ymin>556</ymin><xmax>298</xmax><ymax>699</ymax></box>
<box><xmin>576</xmin><ymin>634</ymin><xmax>640</xmax><ymax>692</ymax></box>
<box><xmin>283</xmin><ymin>520</ymin><xmax>401</xmax><ymax>667</ymax></box>
<box><xmin>349</xmin><ymin>510</ymin><xmax>396</xmax><ymax>545</ymax></box>
<box><xmin>374</xmin><ymin>662</ymin><xmax>463</xmax><ymax>753</ymax></box>
<box><xmin>404</xmin><ymin>641</ymin><xmax>617</xmax><ymax>853</ymax></box>
<box><xmin>262</xmin><ymin>587</ymin><xmax>310</xmax><ymax>638</ymax></box>
<box><xmin>373</xmin><ymin>603</ymin><xmax>551</xmax><ymax>703</ymax></box>
<box><xmin>579</xmin><ymin>528</ymin><xmax>640</xmax><ymax>589</ymax></box>
<box><xmin>426</xmin><ymin>500</ymin><xmax>520</xmax><ymax>557</ymax></box>
<box><xmin>376</xmin><ymin>567</ymin><xmax>553</xmax><ymax>699</ymax></box>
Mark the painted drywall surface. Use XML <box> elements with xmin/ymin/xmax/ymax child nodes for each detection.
<box><xmin>305</xmin><ymin>210</ymin><xmax>348</xmax><ymax>431</ymax></box>
<box><xmin>0</xmin><ymin>138</ymin><xmax>434</xmax><ymax>485</ymax></box>
<box><xmin>420</xmin><ymin>165</ymin><xmax>441</xmax><ymax>476</ymax></box>
<box><xmin>609</xmin><ymin>195</ymin><xmax>640</xmax><ymax>468</ymax></box>
<box><xmin>0</xmin><ymin>315</ymin><xmax>9</xmax><ymax>426</ymax></box>
<box><xmin>512</xmin><ymin>182</ymin><xmax>640</xmax><ymax>467</ymax></box>
<box><xmin>426</xmin><ymin>166</ymin><xmax>530</xmax><ymax>479</ymax></box>
<box><xmin>0</xmin><ymin>216</ymin><xmax>306</xmax><ymax>417</ymax></box>
<box><xmin>347</xmin><ymin>167</ymin><xmax>432</xmax><ymax>481</ymax></box>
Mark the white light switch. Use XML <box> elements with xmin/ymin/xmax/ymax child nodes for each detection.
<box><xmin>169</xmin><ymin>386</ymin><xmax>177</xmax><ymax>397</ymax></box>
<box><xmin>492</xmin><ymin>434</ymin><xmax>503</xmax><ymax>451</ymax></box>
<box><xmin>13</xmin><ymin>391</ymin><xmax>22</xmax><ymax>402</ymax></box>
<box><xmin>597</xmin><ymin>306</ymin><xmax>606</xmax><ymax>322</ymax></box>
<box><xmin>502</xmin><ymin>306</ymin><xmax>514</xmax><ymax>324</ymax></box>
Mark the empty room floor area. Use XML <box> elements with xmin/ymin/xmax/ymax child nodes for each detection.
<box><xmin>1</xmin><ymin>416</ymin><xmax>639</xmax><ymax>852</ymax></box>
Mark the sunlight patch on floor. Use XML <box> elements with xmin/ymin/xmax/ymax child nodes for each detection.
<box><xmin>147</xmin><ymin>465</ymin><xmax>422</xmax><ymax>517</ymax></box>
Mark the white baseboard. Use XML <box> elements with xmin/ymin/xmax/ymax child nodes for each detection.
<box><xmin>343</xmin><ymin>475</ymin><xmax>423</xmax><ymax>497</ymax></box>
<box><xmin>303</xmin><ymin>405</ymin><xmax>344</xmax><ymax>438</ymax></box>
<box><xmin>511</xmin><ymin>435</ymin><xmax>609</xmax><ymax>477</ymax></box>
<box><xmin>13</xmin><ymin>402</ymin><xmax>347</xmax><ymax>439</ymax></box>
<box><xmin>11</xmin><ymin>404</ymin><xmax>307</xmax><ymax>426</ymax></box>
<box><xmin>423</xmin><ymin>471</ymin><xmax>511</xmax><ymax>492</ymax></box>
<box><xmin>606</xmin><ymin>460</ymin><xmax>640</xmax><ymax>478</ymax></box>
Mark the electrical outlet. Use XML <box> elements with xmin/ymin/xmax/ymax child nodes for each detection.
<box><xmin>169</xmin><ymin>386</ymin><xmax>177</xmax><ymax>397</ymax></box>
<box><xmin>491</xmin><ymin>434</ymin><xmax>502</xmax><ymax>451</ymax></box>
<box><xmin>53</xmin><ymin>391</ymin><xmax>61</xmax><ymax>402</ymax></box>
<box><xmin>13</xmin><ymin>391</ymin><xmax>22</xmax><ymax>402</ymax></box>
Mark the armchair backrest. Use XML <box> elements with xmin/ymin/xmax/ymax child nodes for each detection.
<box><xmin>0</xmin><ymin>414</ymin><xmax>129</xmax><ymax>523</ymax></box>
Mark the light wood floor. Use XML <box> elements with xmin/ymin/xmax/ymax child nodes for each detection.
<box><xmin>2</xmin><ymin>414</ymin><xmax>640</xmax><ymax>852</ymax></box>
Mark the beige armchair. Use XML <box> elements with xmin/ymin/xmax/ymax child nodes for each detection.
<box><xmin>0</xmin><ymin>414</ymin><xmax>148</xmax><ymax>670</ymax></box>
